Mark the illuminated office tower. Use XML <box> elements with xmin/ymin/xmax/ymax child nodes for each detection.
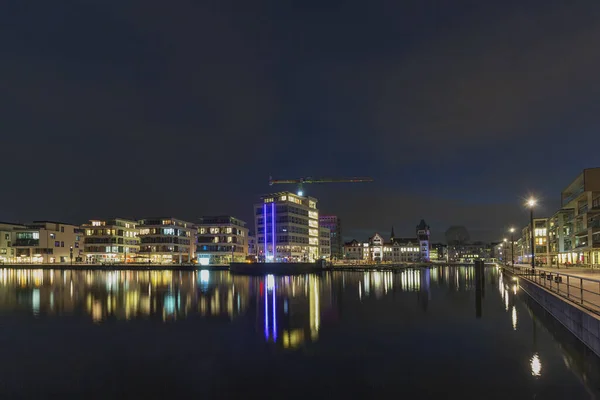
<box><xmin>254</xmin><ymin>192</ymin><xmax>319</xmax><ymax>263</ymax></box>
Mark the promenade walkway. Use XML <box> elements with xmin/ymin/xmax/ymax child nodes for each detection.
<box><xmin>507</xmin><ymin>264</ymin><xmax>600</xmax><ymax>314</ymax></box>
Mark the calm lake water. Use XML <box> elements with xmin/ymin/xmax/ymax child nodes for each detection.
<box><xmin>0</xmin><ymin>266</ymin><xmax>599</xmax><ymax>399</ymax></box>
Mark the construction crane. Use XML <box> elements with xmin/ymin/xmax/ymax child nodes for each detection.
<box><xmin>269</xmin><ymin>176</ymin><xmax>374</xmax><ymax>196</ymax></box>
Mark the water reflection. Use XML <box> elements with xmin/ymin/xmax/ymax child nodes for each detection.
<box><xmin>531</xmin><ymin>353</ymin><xmax>542</xmax><ymax>376</ymax></box>
<box><xmin>1</xmin><ymin>266</ymin><xmax>600</xmax><ymax>398</ymax></box>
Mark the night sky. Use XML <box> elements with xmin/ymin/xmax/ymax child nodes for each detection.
<box><xmin>2</xmin><ymin>1</ymin><xmax>600</xmax><ymax>242</ymax></box>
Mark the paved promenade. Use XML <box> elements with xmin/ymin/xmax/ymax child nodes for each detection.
<box><xmin>507</xmin><ymin>264</ymin><xmax>600</xmax><ymax>314</ymax></box>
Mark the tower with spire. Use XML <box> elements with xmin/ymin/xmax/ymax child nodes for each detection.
<box><xmin>390</xmin><ymin>226</ymin><xmax>395</xmax><ymax>241</ymax></box>
<box><xmin>416</xmin><ymin>219</ymin><xmax>431</xmax><ymax>261</ymax></box>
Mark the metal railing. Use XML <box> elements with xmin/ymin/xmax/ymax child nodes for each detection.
<box><xmin>509</xmin><ymin>265</ymin><xmax>600</xmax><ymax>313</ymax></box>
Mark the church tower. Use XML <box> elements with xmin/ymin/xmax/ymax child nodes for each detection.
<box><xmin>416</xmin><ymin>220</ymin><xmax>430</xmax><ymax>261</ymax></box>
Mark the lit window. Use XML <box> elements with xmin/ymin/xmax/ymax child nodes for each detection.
<box><xmin>200</xmin><ymin>228</ymin><xmax>206</xmax><ymax>234</ymax></box>
<box><xmin>281</xmin><ymin>196</ymin><xmax>287</xmax><ymax>201</ymax></box>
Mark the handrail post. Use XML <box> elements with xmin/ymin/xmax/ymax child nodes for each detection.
<box><xmin>567</xmin><ymin>275</ymin><xmax>570</xmax><ymax>299</ymax></box>
<box><xmin>581</xmin><ymin>277</ymin><xmax>584</xmax><ymax>304</ymax></box>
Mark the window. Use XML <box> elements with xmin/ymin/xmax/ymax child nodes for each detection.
<box><xmin>75</xmin><ymin>243</ymin><xmax>79</xmax><ymax>248</ymax></box>
<box><xmin>4</xmin><ymin>234</ymin><xmax>8</xmax><ymax>240</ymax></box>
<box><xmin>55</xmin><ymin>241</ymin><xmax>60</xmax><ymax>247</ymax></box>
<box><xmin>200</xmin><ymin>228</ymin><xmax>206</xmax><ymax>234</ymax></box>
<box><xmin>61</xmin><ymin>241</ymin><xmax>64</xmax><ymax>247</ymax></box>
<box><xmin>76</xmin><ymin>235</ymin><xmax>80</xmax><ymax>241</ymax></box>
<box><xmin>61</xmin><ymin>227</ymin><xmax>64</xmax><ymax>233</ymax></box>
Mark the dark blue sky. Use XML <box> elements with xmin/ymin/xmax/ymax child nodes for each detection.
<box><xmin>2</xmin><ymin>0</ymin><xmax>600</xmax><ymax>242</ymax></box>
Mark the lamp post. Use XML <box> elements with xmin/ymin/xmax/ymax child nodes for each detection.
<box><xmin>69</xmin><ymin>246</ymin><xmax>73</xmax><ymax>266</ymax></box>
<box><xmin>510</xmin><ymin>227</ymin><xmax>515</xmax><ymax>269</ymax></box>
<box><xmin>527</xmin><ymin>198</ymin><xmax>537</xmax><ymax>269</ymax></box>
<box><xmin>503</xmin><ymin>238</ymin><xmax>508</xmax><ymax>264</ymax></box>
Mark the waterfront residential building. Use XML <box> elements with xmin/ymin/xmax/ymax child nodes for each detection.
<box><xmin>319</xmin><ymin>227</ymin><xmax>331</xmax><ymax>260</ymax></box>
<box><xmin>0</xmin><ymin>222</ymin><xmax>23</xmax><ymax>263</ymax></box>
<box><xmin>12</xmin><ymin>221</ymin><xmax>84</xmax><ymax>263</ymax></box>
<box><xmin>254</xmin><ymin>192</ymin><xmax>320</xmax><ymax>263</ymax></box>
<box><xmin>138</xmin><ymin>218</ymin><xmax>196</xmax><ymax>264</ymax></box>
<box><xmin>196</xmin><ymin>216</ymin><xmax>249</xmax><ymax>265</ymax></box>
<box><xmin>319</xmin><ymin>215</ymin><xmax>342</xmax><ymax>259</ymax></box>
<box><xmin>558</xmin><ymin>168</ymin><xmax>600</xmax><ymax>266</ymax></box>
<box><xmin>82</xmin><ymin>218</ymin><xmax>140</xmax><ymax>263</ymax></box>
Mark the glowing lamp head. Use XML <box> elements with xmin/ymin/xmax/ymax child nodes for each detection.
<box><xmin>510</xmin><ymin>227</ymin><xmax>515</xmax><ymax>233</ymax></box>
<box><xmin>297</xmin><ymin>190</ymin><xmax>303</xmax><ymax>196</ymax></box>
<box><xmin>503</xmin><ymin>238</ymin><xmax>507</xmax><ymax>242</ymax></box>
<box><xmin>527</xmin><ymin>198</ymin><xmax>537</xmax><ymax>208</ymax></box>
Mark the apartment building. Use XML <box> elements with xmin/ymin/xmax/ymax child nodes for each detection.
<box><xmin>138</xmin><ymin>218</ymin><xmax>196</xmax><ymax>264</ymax></box>
<box><xmin>0</xmin><ymin>222</ymin><xmax>23</xmax><ymax>263</ymax></box>
<box><xmin>196</xmin><ymin>216</ymin><xmax>249</xmax><ymax>265</ymax></box>
<box><xmin>12</xmin><ymin>221</ymin><xmax>84</xmax><ymax>263</ymax></box>
<box><xmin>82</xmin><ymin>218</ymin><xmax>140</xmax><ymax>263</ymax></box>
<box><xmin>319</xmin><ymin>227</ymin><xmax>331</xmax><ymax>260</ymax></box>
<box><xmin>558</xmin><ymin>168</ymin><xmax>600</xmax><ymax>265</ymax></box>
<box><xmin>254</xmin><ymin>192</ymin><xmax>320</xmax><ymax>263</ymax></box>
<box><xmin>319</xmin><ymin>215</ymin><xmax>342</xmax><ymax>259</ymax></box>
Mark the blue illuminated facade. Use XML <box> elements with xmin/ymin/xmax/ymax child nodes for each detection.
<box><xmin>254</xmin><ymin>192</ymin><xmax>320</xmax><ymax>263</ymax></box>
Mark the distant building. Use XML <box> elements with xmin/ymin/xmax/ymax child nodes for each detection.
<box><xmin>196</xmin><ymin>216</ymin><xmax>249</xmax><ymax>265</ymax></box>
<box><xmin>319</xmin><ymin>227</ymin><xmax>331</xmax><ymax>260</ymax></box>
<box><xmin>248</xmin><ymin>233</ymin><xmax>256</xmax><ymax>257</ymax></box>
<box><xmin>138</xmin><ymin>218</ymin><xmax>196</xmax><ymax>264</ymax></box>
<box><xmin>319</xmin><ymin>215</ymin><xmax>342</xmax><ymax>259</ymax></box>
<box><xmin>430</xmin><ymin>243</ymin><xmax>446</xmax><ymax>261</ymax></box>
<box><xmin>416</xmin><ymin>220</ymin><xmax>431</xmax><ymax>261</ymax></box>
<box><xmin>0</xmin><ymin>222</ymin><xmax>24</xmax><ymax>263</ymax></box>
<box><xmin>13</xmin><ymin>221</ymin><xmax>84</xmax><ymax>264</ymax></box>
<box><xmin>82</xmin><ymin>218</ymin><xmax>140</xmax><ymax>263</ymax></box>
<box><xmin>520</xmin><ymin>218</ymin><xmax>550</xmax><ymax>266</ymax></box>
<box><xmin>447</xmin><ymin>241</ymin><xmax>493</xmax><ymax>263</ymax></box>
<box><xmin>254</xmin><ymin>192</ymin><xmax>320</xmax><ymax>263</ymax></box>
<box><xmin>343</xmin><ymin>239</ymin><xmax>368</xmax><ymax>261</ymax></box>
<box><xmin>343</xmin><ymin>220</ymin><xmax>431</xmax><ymax>263</ymax></box>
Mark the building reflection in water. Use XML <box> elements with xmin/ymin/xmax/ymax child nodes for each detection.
<box><xmin>0</xmin><ymin>266</ymin><xmax>508</xmax><ymax>350</ymax></box>
<box><xmin>530</xmin><ymin>353</ymin><xmax>542</xmax><ymax>376</ymax></box>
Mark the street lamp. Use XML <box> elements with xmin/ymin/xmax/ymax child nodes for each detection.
<box><xmin>69</xmin><ymin>246</ymin><xmax>73</xmax><ymax>266</ymax></box>
<box><xmin>503</xmin><ymin>238</ymin><xmax>508</xmax><ymax>265</ymax></box>
<box><xmin>527</xmin><ymin>198</ymin><xmax>537</xmax><ymax>269</ymax></box>
<box><xmin>509</xmin><ymin>227</ymin><xmax>515</xmax><ymax>268</ymax></box>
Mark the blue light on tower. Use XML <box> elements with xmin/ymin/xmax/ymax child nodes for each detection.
<box><xmin>263</xmin><ymin>203</ymin><xmax>267</xmax><ymax>260</ymax></box>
